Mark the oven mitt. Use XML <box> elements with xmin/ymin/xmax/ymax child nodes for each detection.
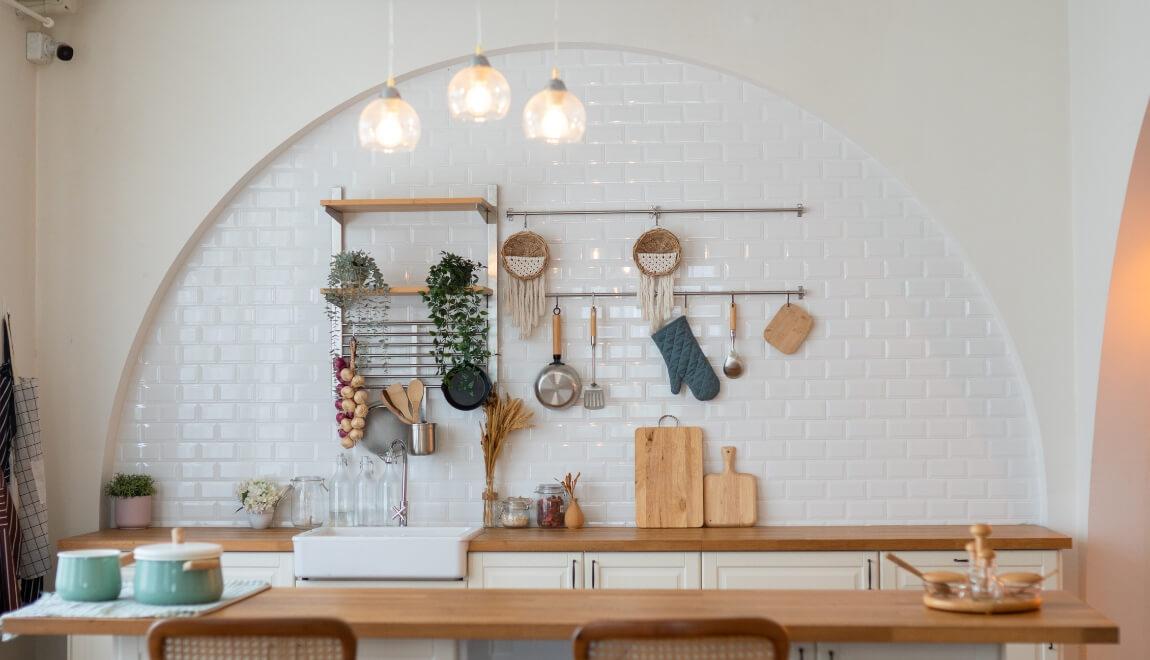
<box><xmin>650</xmin><ymin>315</ymin><xmax>720</xmax><ymax>401</ymax></box>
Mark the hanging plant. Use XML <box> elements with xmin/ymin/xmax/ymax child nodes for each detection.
<box><xmin>323</xmin><ymin>250</ymin><xmax>390</xmax><ymax>359</ymax></box>
<box><xmin>421</xmin><ymin>252</ymin><xmax>491</xmax><ymax>391</ymax></box>
<box><xmin>324</xmin><ymin>250</ymin><xmax>388</xmax><ymax>310</ymax></box>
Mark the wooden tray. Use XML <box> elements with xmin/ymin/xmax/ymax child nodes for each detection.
<box><xmin>924</xmin><ymin>594</ymin><xmax>1043</xmax><ymax>614</ymax></box>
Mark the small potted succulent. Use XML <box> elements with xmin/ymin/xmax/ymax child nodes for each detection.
<box><xmin>104</xmin><ymin>473</ymin><xmax>157</xmax><ymax>529</ymax></box>
<box><xmin>235</xmin><ymin>478</ymin><xmax>288</xmax><ymax>529</ymax></box>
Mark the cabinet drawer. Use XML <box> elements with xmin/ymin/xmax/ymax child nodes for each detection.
<box><xmin>702</xmin><ymin>552</ymin><xmax>876</xmax><ymax>590</ymax></box>
<box><xmin>878</xmin><ymin>550</ymin><xmax>1060</xmax><ymax>591</ymax></box>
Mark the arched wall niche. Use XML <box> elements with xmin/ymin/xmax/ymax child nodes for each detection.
<box><xmin>1085</xmin><ymin>102</ymin><xmax>1150</xmax><ymax>660</ymax></box>
<box><xmin>104</xmin><ymin>45</ymin><xmax>1044</xmax><ymax>527</ymax></box>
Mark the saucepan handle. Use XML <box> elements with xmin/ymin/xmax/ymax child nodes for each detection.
<box><xmin>182</xmin><ymin>558</ymin><xmax>222</xmax><ymax>572</ymax></box>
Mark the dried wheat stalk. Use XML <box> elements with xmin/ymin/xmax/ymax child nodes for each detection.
<box><xmin>481</xmin><ymin>392</ymin><xmax>534</xmax><ymax>491</ymax></box>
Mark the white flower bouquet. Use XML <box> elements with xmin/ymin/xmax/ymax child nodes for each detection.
<box><xmin>235</xmin><ymin>478</ymin><xmax>287</xmax><ymax>514</ymax></box>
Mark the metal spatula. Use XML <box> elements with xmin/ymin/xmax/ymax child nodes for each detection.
<box><xmin>584</xmin><ymin>303</ymin><xmax>605</xmax><ymax>409</ymax></box>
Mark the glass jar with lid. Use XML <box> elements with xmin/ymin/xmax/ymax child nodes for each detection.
<box><xmin>289</xmin><ymin>476</ymin><xmax>327</xmax><ymax>529</ymax></box>
<box><xmin>498</xmin><ymin>497</ymin><xmax>532</xmax><ymax>528</ymax></box>
<box><xmin>534</xmin><ymin>483</ymin><xmax>567</xmax><ymax>528</ymax></box>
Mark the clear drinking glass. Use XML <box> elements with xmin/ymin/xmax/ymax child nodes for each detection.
<box><xmin>327</xmin><ymin>452</ymin><xmax>356</xmax><ymax>527</ymax></box>
<box><xmin>289</xmin><ymin>476</ymin><xmax>327</xmax><ymax>529</ymax></box>
<box><xmin>356</xmin><ymin>456</ymin><xmax>378</xmax><ymax>526</ymax></box>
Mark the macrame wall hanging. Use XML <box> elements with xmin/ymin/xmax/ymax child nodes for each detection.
<box><xmin>633</xmin><ymin>227</ymin><xmax>682</xmax><ymax>331</ymax></box>
<box><xmin>500</xmin><ymin>230</ymin><xmax>550</xmax><ymax>338</ymax></box>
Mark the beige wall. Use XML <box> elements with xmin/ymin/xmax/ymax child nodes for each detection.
<box><xmin>1069</xmin><ymin>0</ymin><xmax>1150</xmax><ymax>560</ymax></box>
<box><xmin>34</xmin><ymin>1</ymin><xmax>1074</xmax><ymax>542</ymax></box>
<box><xmin>0</xmin><ymin>15</ymin><xmax>36</xmax><ymax>373</ymax></box>
<box><xmin>1085</xmin><ymin>106</ymin><xmax>1150</xmax><ymax>659</ymax></box>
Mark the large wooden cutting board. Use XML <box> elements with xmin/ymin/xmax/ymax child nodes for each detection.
<box><xmin>634</xmin><ymin>425</ymin><xmax>704</xmax><ymax>528</ymax></box>
<box><xmin>704</xmin><ymin>446</ymin><xmax>758</xmax><ymax>527</ymax></box>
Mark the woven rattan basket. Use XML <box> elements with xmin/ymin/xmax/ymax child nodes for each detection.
<box><xmin>500</xmin><ymin>231</ymin><xmax>549</xmax><ymax>281</ymax></box>
<box><xmin>632</xmin><ymin>227</ymin><xmax>682</xmax><ymax>276</ymax></box>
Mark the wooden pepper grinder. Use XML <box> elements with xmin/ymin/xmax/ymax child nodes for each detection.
<box><xmin>969</xmin><ymin>523</ymin><xmax>1001</xmax><ymax>600</ymax></box>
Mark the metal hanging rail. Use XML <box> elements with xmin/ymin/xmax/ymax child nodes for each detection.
<box><xmin>505</xmin><ymin>204</ymin><xmax>805</xmax><ymax>223</ymax></box>
<box><xmin>545</xmin><ymin>286</ymin><xmax>805</xmax><ymax>301</ymax></box>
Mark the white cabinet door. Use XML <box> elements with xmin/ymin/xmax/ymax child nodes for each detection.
<box><xmin>222</xmin><ymin>552</ymin><xmax>295</xmax><ymax>586</ymax></box>
<box><xmin>467</xmin><ymin>552</ymin><xmax>583</xmax><ymax>589</ymax></box>
<box><xmin>584</xmin><ymin>552</ymin><xmax>701</xmax><ymax>590</ymax></box>
<box><xmin>878</xmin><ymin>550</ymin><xmax>1061</xmax><ymax>660</ymax></box>
<box><xmin>122</xmin><ymin>551</ymin><xmax>294</xmax><ymax>587</ymax></box>
<box><xmin>702</xmin><ymin>552</ymin><xmax>876</xmax><ymax>590</ymax></box>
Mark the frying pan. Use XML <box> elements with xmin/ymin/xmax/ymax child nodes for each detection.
<box><xmin>442</xmin><ymin>363</ymin><xmax>493</xmax><ymax>411</ymax></box>
<box><xmin>534</xmin><ymin>305</ymin><xmax>581</xmax><ymax>409</ymax></box>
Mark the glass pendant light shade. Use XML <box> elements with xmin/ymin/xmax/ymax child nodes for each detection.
<box><xmin>358</xmin><ymin>82</ymin><xmax>421</xmax><ymax>153</ymax></box>
<box><xmin>523</xmin><ymin>69</ymin><xmax>586</xmax><ymax>144</ymax></box>
<box><xmin>448</xmin><ymin>52</ymin><xmax>511</xmax><ymax>122</ymax></box>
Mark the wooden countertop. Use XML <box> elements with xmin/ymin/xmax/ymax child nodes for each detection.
<box><xmin>57</xmin><ymin>527</ymin><xmax>299</xmax><ymax>552</ymax></box>
<box><xmin>1</xmin><ymin>589</ymin><xmax>1116</xmax><ymax>644</ymax></box>
<box><xmin>57</xmin><ymin>525</ymin><xmax>1071</xmax><ymax>553</ymax></box>
<box><xmin>467</xmin><ymin>525</ymin><xmax>1072</xmax><ymax>552</ymax></box>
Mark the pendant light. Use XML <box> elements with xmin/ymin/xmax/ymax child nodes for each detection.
<box><xmin>522</xmin><ymin>0</ymin><xmax>586</xmax><ymax>144</ymax></box>
<box><xmin>447</xmin><ymin>0</ymin><xmax>510</xmax><ymax>122</ymax></box>
<box><xmin>358</xmin><ymin>0</ymin><xmax>421</xmax><ymax>152</ymax></box>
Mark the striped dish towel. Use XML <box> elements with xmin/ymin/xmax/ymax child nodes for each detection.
<box><xmin>0</xmin><ymin>316</ymin><xmax>22</xmax><ymax>614</ymax></box>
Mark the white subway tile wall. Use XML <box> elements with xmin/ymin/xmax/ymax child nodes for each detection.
<box><xmin>114</xmin><ymin>49</ymin><xmax>1041</xmax><ymax>527</ymax></box>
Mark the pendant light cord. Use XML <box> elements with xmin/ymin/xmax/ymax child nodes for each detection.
<box><xmin>552</xmin><ymin>0</ymin><xmax>559</xmax><ymax>78</ymax></box>
<box><xmin>475</xmin><ymin>0</ymin><xmax>482</xmax><ymax>53</ymax></box>
<box><xmin>387</xmin><ymin>0</ymin><xmax>396</xmax><ymax>85</ymax></box>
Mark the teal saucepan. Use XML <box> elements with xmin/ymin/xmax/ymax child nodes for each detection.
<box><xmin>131</xmin><ymin>529</ymin><xmax>223</xmax><ymax>605</ymax></box>
<box><xmin>55</xmin><ymin>549</ymin><xmax>133</xmax><ymax>602</ymax></box>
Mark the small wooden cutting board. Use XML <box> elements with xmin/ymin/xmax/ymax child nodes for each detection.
<box><xmin>704</xmin><ymin>446</ymin><xmax>757</xmax><ymax>527</ymax></box>
<box><xmin>635</xmin><ymin>425</ymin><xmax>704</xmax><ymax>528</ymax></box>
<box><xmin>763</xmin><ymin>302</ymin><xmax>814</xmax><ymax>355</ymax></box>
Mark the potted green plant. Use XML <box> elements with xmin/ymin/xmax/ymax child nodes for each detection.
<box><xmin>104</xmin><ymin>473</ymin><xmax>157</xmax><ymax>529</ymax></box>
<box><xmin>421</xmin><ymin>252</ymin><xmax>492</xmax><ymax>409</ymax></box>
<box><xmin>324</xmin><ymin>250</ymin><xmax>389</xmax><ymax>320</ymax></box>
<box><xmin>235</xmin><ymin>478</ymin><xmax>288</xmax><ymax>529</ymax></box>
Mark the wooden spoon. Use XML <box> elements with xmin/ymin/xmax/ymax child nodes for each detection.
<box><xmin>407</xmin><ymin>379</ymin><xmax>425</xmax><ymax>423</ymax></box>
<box><xmin>885</xmin><ymin>553</ymin><xmax>925</xmax><ymax>579</ymax></box>
<box><xmin>385</xmin><ymin>383</ymin><xmax>412</xmax><ymax>424</ymax></box>
<box><xmin>380</xmin><ymin>388</ymin><xmax>412</xmax><ymax>424</ymax></box>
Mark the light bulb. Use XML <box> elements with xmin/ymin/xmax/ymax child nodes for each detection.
<box><xmin>522</xmin><ymin>70</ymin><xmax>586</xmax><ymax>144</ymax></box>
<box><xmin>448</xmin><ymin>53</ymin><xmax>511</xmax><ymax>122</ymax></box>
<box><xmin>358</xmin><ymin>83</ymin><xmax>421</xmax><ymax>153</ymax></box>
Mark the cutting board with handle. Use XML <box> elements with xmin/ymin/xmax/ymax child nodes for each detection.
<box><xmin>763</xmin><ymin>302</ymin><xmax>814</xmax><ymax>355</ymax></box>
<box><xmin>634</xmin><ymin>423</ymin><xmax>704</xmax><ymax>528</ymax></box>
<box><xmin>703</xmin><ymin>446</ymin><xmax>758</xmax><ymax>527</ymax></box>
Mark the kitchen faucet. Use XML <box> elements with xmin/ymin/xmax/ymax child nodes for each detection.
<box><xmin>385</xmin><ymin>439</ymin><xmax>409</xmax><ymax>527</ymax></box>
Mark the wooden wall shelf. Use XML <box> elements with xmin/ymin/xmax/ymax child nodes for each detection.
<box><xmin>321</xmin><ymin>197</ymin><xmax>496</xmax><ymax>224</ymax></box>
<box><xmin>321</xmin><ymin>285</ymin><xmax>493</xmax><ymax>297</ymax></box>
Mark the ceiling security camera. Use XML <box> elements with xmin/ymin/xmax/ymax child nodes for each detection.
<box><xmin>26</xmin><ymin>32</ymin><xmax>74</xmax><ymax>64</ymax></box>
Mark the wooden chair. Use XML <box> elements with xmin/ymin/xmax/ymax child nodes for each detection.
<box><xmin>146</xmin><ymin>617</ymin><xmax>356</xmax><ymax>660</ymax></box>
<box><xmin>573</xmin><ymin>617</ymin><xmax>790</xmax><ymax>660</ymax></box>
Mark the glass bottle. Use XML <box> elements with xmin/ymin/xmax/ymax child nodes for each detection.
<box><xmin>327</xmin><ymin>451</ymin><xmax>355</xmax><ymax>527</ymax></box>
<box><xmin>378</xmin><ymin>448</ymin><xmax>402</xmax><ymax>526</ymax></box>
<box><xmin>356</xmin><ymin>456</ymin><xmax>378</xmax><ymax>527</ymax></box>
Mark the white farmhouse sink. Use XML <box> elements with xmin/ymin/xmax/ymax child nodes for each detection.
<box><xmin>292</xmin><ymin>526</ymin><xmax>480</xmax><ymax>580</ymax></box>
